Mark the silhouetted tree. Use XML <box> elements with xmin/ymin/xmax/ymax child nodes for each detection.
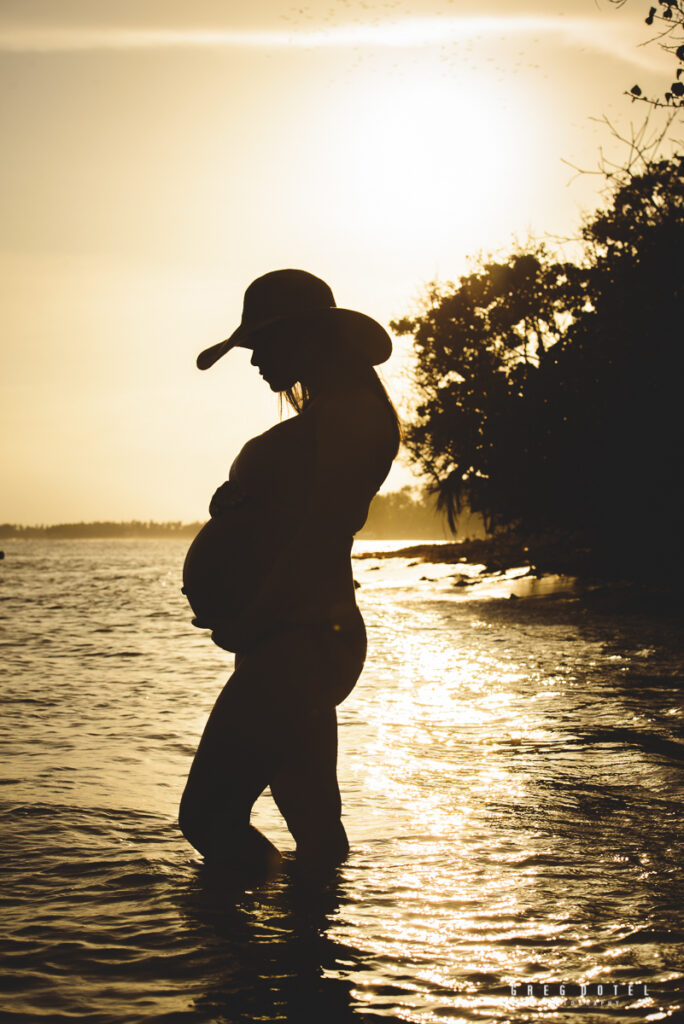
<box><xmin>394</xmin><ymin>155</ymin><xmax>684</xmax><ymax>575</ymax></box>
<box><xmin>392</xmin><ymin>248</ymin><xmax>589</xmax><ymax>532</ymax></box>
<box><xmin>610</xmin><ymin>0</ymin><xmax>684</xmax><ymax>108</ymax></box>
<box><xmin>359</xmin><ymin>485</ymin><xmax>484</xmax><ymax>539</ymax></box>
<box><xmin>551</xmin><ymin>153</ymin><xmax>684</xmax><ymax>567</ymax></box>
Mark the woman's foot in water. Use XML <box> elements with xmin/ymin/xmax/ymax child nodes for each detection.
<box><xmin>294</xmin><ymin>820</ymin><xmax>349</xmax><ymax>875</ymax></box>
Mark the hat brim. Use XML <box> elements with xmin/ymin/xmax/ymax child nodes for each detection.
<box><xmin>196</xmin><ymin>307</ymin><xmax>392</xmax><ymax>370</ymax></box>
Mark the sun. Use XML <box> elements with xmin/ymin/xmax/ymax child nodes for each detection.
<box><xmin>314</xmin><ymin>60</ymin><xmax>538</xmax><ymax>262</ymax></box>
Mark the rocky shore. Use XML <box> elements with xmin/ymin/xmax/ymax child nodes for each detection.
<box><xmin>355</xmin><ymin>532</ymin><xmax>592</xmax><ymax>574</ymax></box>
<box><xmin>355</xmin><ymin>532</ymin><xmax>684</xmax><ymax>611</ymax></box>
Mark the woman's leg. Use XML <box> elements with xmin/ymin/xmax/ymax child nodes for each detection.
<box><xmin>269</xmin><ymin>704</ymin><xmax>349</xmax><ymax>869</ymax></box>
<box><xmin>268</xmin><ymin>618</ymin><xmax>366</xmax><ymax>869</ymax></box>
<box><xmin>178</xmin><ymin>652</ymin><xmax>283</xmax><ymax>873</ymax></box>
<box><xmin>178</xmin><ymin>617</ymin><xmax>366</xmax><ymax>872</ymax></box>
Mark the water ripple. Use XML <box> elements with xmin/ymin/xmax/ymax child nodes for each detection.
<box><xmin>0</xmin><ymin>539</ymin><xmax>682</xmax><ymax>1021</ymax></box>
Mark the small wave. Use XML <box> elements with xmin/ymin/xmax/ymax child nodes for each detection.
<box><xmin>81</xmin><ymin>651</ymin><xmax>142</xmax><ymax>658</ymax></box>
<box><xmin>576</xmin><ymin>727</ymin><xmax>684</xmax><ymax>762</ymax></box>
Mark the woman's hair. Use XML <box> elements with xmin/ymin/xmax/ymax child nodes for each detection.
<box><xmin>280</xmin><ymin>329</ymin><xmax>402</xmax><ymax>451</ymax></box>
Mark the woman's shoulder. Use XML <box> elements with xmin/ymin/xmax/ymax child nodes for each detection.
<box><xmin>309</xmin><ymin>385</ymin><xmax>397</xmax><ymax>433</ymax></box>
<box><xmin>308</xmin><ymin>386</ymin><xmax>399</xmax><ymax>469</ymax></box>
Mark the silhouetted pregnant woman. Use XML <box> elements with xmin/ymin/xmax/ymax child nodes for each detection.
<box><xmin>179</xmin><ymin>270</ymin><xmax>400</xmax><ymax>875</ymax></box>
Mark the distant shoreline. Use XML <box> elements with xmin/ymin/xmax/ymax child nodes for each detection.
<box><xmin>0</xmin><ymin>521</ymin><xmax>448</xmax><ymax>542</ymax></box>
<box><xmin>0</xmin><ymin>522</ymin><xmax>203</xmax><ymax>540</ymax></box>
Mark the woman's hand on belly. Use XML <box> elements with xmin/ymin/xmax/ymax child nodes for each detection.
<box><xmin>209</xmin><ymin>480</ymin><xmax>246</xmax><ymax>517</ymax></box>
<box><xmin>210</xmin><ymin>610</ymin><xmax>265</xmax><ymax>653</ymax></box>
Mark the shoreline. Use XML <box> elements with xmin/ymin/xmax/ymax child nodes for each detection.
<box><xmin>355</xmin><ymin>535</ymin><xmax>684</xmax><ymax>611</ymax></box>
<box><xmin>354</xmin><ymin>534</ymin><xmax>593</xmax><ymax>572</ymax></box>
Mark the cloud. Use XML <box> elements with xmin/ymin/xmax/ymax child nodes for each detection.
<box><xmin>0</xmin><ymin>16</ymin><xmax>667</xmax><ymax>73</ymax></box>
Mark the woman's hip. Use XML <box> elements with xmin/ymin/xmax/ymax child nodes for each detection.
<box><xmin>233</xmin><ymin>610</ymin><xmax>366</xmax><ymax>710</ymax></box>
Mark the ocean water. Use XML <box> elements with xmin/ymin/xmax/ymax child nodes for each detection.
<box><xmin>1</xmin><ymin>538</ymin><xmax>683</xmax><ymax>1023</ymax></box>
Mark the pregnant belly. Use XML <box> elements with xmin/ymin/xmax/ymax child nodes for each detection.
<box><xmin>182</xmin><ymin>505</ymin><xmax>271</xmax><ymax>628</ymax></box>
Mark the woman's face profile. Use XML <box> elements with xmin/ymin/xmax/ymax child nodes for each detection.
<box><xmin>250</xmin><ymin>324</ymin><xmax>309</xmax><ymax>392</ymax></box>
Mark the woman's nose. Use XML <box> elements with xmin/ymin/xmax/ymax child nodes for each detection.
<box><xmin>250</xmin><ymin>350</ymin><xmax>259</xmax><ymax>367</ymax></box>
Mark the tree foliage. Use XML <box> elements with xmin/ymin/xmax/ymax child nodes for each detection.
<box><xmin>610</xmin><ymin>0</ymin><xmax>684</xmax><ymax>108</ymax></box>
<box><xmin>359</xmin><ymin>485</ymin><xmax>484</xmax><ymax>540</ymax></box>
<box><xmin>393</xmin><ymin>154</ymin><xmax>684</xmax><ymax>573</ymax></box>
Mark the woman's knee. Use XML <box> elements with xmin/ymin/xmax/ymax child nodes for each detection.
<box><xmin>178</xmin><ymin>783</ymin><xmax>213</xmax><ymax>856</ymax></box>
<box><xmin>178</xmin><ymin>782</ymin><xmax>249</xmax><ymax>860</ymax></box>
<box><xmin>179</xmin><ymin>784</ymin><xmax>282</xmax><ymax>872</ymax></box>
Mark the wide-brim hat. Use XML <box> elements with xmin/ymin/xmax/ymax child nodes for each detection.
<box><xmin>197</xmin><ymin>269</ymin><xmax>392</xmax><ymax>370</ymax></box>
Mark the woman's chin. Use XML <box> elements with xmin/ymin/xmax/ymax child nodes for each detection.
<box><xmin>265</xmin><ymin>377</ymin><xmax>295</xmax><ymax>392</ymax></box>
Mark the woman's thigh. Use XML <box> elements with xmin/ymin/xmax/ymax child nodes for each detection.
<box><xmin>179</xmin><ymin>660</ymin><xmax>273</xmax><ymax>833</ymax></box>
<box><xmin>181</xmin><ymin>619</ymin><xmax>366</xmax><ymax>825</ymax></box>
<box><xmin>268</xmin><ymin>703</ymin><xmax>342</xmax><ymax>840</ymax></box>
<box><xmin>264</xmin><ymin>621</ymin><xmax>366</xmax><ymax>841</ymax></box>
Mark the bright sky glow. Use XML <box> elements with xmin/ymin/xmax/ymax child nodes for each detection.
<box><xmin>0</xmin><ymin>2</ymin><xmax>676</xmax><ymax>523</ymax></box>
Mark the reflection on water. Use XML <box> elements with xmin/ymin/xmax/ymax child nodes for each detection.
<box><xmin>0</xmin><ymin>539</ymin><xmax>682</xmax><ymax>1021</ymax></box>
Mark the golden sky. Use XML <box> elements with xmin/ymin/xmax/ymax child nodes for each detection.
<box><xmin>0</xmin><ymin>0</ymin><xmax>672</xmax><ymax>523</ymax></box>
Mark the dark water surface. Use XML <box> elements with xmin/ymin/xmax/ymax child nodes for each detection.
<box><xmin>1</xmin><ymin>539</ymin><xmax>682</xmax><ymax>1022</ymax></box>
